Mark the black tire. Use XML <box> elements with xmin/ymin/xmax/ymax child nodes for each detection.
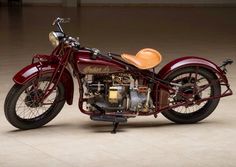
<box><xmin>162</xmin><ymin>67</ymin><xmax>221</xmax><ymax>124</ymax></box>
<box><xmin>4</xmin><ymin>76</ymin><xmax>65</xmax><ymax>130</ymax></box>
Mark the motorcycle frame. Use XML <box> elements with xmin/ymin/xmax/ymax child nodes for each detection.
<box><xmin>13</xmin><ymin>42</ymin><xmax>233</xmax><ymax>117</ymax></box>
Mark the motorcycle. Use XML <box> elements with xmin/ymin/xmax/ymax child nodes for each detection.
<box><xmin>4</xmin><ymin>18</ymin><xmax>233</xmax><ymax>133</ymax></box>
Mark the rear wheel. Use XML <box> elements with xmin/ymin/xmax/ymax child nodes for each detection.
<box><xmin>4</xmin><ymin>76</ymin><xmax>65</xmax><ymax>130</ymax></box>
<box><xmin>162</xmin><ymin>67</ymin><xmax>221</xmax><ymax>124</ymax></box>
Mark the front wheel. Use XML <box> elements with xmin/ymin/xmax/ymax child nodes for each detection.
<box><xmin>4</xmin><ymin>76</ymin><xmax>65</xmax><ymax>130</ymax></box>
<box><xmin>162</xmin><ymin>67</ymin><xmax>221</xmax><ymax>124</ymax></box>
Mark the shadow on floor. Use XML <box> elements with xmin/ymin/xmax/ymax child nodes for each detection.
<box><xmin>5</xmin><ymin>119</ymin><xmax>223</xmax><ymax>134</ymax></box>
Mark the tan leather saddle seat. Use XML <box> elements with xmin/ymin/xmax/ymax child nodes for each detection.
<box><xmin>121</xmin><ymin>48</ymin><xmax>162</xmax><ymax>70</ymax></box>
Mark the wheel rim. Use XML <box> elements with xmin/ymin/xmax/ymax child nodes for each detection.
<box><xmin>169</xmin><ymin>71</ymin><xmax>212</xmax><ymax>115</ymax></box>
<box><xmin>15</xmin><ymin>79</ymin><xmax>58</xmax><ymax>121</ymax></box>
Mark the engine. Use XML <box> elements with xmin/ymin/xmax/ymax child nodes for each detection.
<box><xmin>82</xmin><ymin>73</ymin><xmax>154</xmax><ymax>113</ymax></box>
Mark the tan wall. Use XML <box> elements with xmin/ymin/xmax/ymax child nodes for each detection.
<box><xmin>19</xmin><ymin>0</ymin><xmax>236</xmax><ymax>7</ymax></box>
<box><xmin>22</xmin><ymin>0</ymin><xmax>77</xmax><ymax>7</ymax></box>
<box><xmin>80</xmin><ymin>0</ymin><xmax>236</xmax><ymax>5</ymax></box>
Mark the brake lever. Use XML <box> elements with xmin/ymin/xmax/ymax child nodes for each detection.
<box><xmin>52</xmin><ymin>17</ymin><xmax>71</xmax><ymax>25</ymax></box>
<box><xmin>61</xmin><ymin>18</ymin><xmax>71</xmax><ymax>23</ymax></box>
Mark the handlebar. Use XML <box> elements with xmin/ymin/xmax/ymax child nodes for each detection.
<box><xmin>51</xmin><ymin>18</ymin><xmax>111</xmax><ymax>60</ymax></box>
<box><xmin>52</xmin><ymin>17</ymin><xmax>71</xmax><ymax>32</ymax></box>
<box><xmin>52</xmin><ymin>17</ymin><xmax>70</xmax><ymax>26</ymax></box>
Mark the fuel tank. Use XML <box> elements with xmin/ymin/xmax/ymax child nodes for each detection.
<box><xmin>73</xmin><ymin>50</ymin><xmax>126</xmax><ymax>74</ymax></box>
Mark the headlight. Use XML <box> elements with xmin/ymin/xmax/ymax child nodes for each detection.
<box><xmin>49</xmin><ymin>31</ymin><xmax>59</xmax><ymax>47</ymax></box>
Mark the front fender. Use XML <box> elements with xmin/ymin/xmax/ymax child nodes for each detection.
<box><xmin>157</xmin><ymin>56</ymin><xmax>229</xmax><ymax>84</ymax></box>
<box><xmin>13</xmin><ymin>62</ymin><xmax>74</xmax><ymax>105</ymax></box>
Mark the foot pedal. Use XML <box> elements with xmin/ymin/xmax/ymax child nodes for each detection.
<box><xmin>90</xmin><ymin>115</ymin><xmax>127</xmax><ymax>123</ymax></box>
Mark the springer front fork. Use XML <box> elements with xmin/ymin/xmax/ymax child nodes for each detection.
<box><xmin>30</xmin><ymin>48</ymin><xmax>72</xmax><ymax>104</ymax></box>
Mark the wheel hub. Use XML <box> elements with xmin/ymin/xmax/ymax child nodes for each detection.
<box><xmin>24</xmin><ymin>89</ymin><xmax>44</xmax><ymax>108</ymax></box>
<box><xmin>174</xmin><ymin>83</ymin><xmax>202</xmax><ymax>106</ymax></box>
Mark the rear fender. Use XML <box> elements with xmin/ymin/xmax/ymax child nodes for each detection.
<box><xmin>153</xmin><ymin>56</ymin><xmax>231</xmax><ymax>111</ymax></box>
<box><xmin>13</xmin><ymin>62</ymin><xmax>74</xmax><ymax>105</ymax></box>
<box><xmin>157</xmin><ymin>56</ymin><xmax>228</xmax><ymax>84</ymax></box>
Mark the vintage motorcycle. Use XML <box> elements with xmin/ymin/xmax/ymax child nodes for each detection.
<box><xmin>4</xmin><ymin>18</ymin><xmax>233</xmax><ymax>133</ymax></box>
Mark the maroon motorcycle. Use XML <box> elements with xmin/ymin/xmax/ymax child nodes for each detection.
<box><xmin>4</xmin><ymin>18</ymin><xmax>233</xmax><ymax>133</ymax></box>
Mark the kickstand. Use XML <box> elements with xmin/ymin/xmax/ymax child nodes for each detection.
<box><xmin>111</xmin><ymin>122</ymin><xmax>119</xmax><ymax>134</ymax></box>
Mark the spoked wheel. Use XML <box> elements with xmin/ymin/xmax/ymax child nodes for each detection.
<box><xmin>4</xmin><ymin>76</ymin><xmax>65</xmax><ymax>130</ymax></box>
<box><xmin>162</xmin><ymin>67</ymin><xmax>221</xmax><ymax>124</ymax></box>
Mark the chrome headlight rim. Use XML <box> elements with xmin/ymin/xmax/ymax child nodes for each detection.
<box><xmin>49</xmin><ymin>31</ymin><xmax>60</xmax><ymax>48</ymax></box>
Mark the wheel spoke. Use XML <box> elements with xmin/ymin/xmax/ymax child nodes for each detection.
<box><xmin>188</xmin><ymin>73</ymin><xmax>192</xmax><ymax>83</ymax></box>
<box><xmin>15</xmin><ymin>79</ymin><xmax>58</xmax><ymax>120</ymax></box>
<box><xmin>169</xmin><ymin>70</ymin><xmax>212</xmax><ymax>114</ymax></box>
<box><xmin>196</xmin><ymin>84</ymin><xmax>210</xmax><ymax>95</ymax></box>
